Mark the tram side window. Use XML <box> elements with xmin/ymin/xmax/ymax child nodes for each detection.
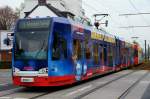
<box><xmin>85</xmin><ymin>33</ymin><xmax>91</xmax><ymax>59</ymax></box>
<box><xmin>109</xmin><ymin>46</ymin><xmax>113</xmax><ymax>59</ymax></box>
<box><xmin>134</xmin><ymin>49</ymin><xmax>138</xmax><ymax>57</ymax></box>
<box><xmin>93</xmin><ymin>43</ymin><xmax>99</xmax><ymax>65</ymax></box>
<box><xmin>52</xmin><ymin>32</ymin><xmax>67</xmax><ymax>60</ymax></box>
<box><xmin>104</xmin><ymin>47</ymin><xmax>107</xmax><ymax>63</ymax></box>
<box><xmin>85</xmin><ymin>43</ymin><xmax>91</xmax><ymax>59</ymax></box>
<box><xmin>73</xmin><ymin>39</ymin><xmax>82</xmax><ymax>60</ymax></box>
<box><xmin>108</xmin><ymin>46</ymin><xmax>113</xmax><ymax>66</ymax></box>
<box><xmin>99</xmin><ymin>45</ymin><xmax>103</xmax><ymax>64</ymax></box>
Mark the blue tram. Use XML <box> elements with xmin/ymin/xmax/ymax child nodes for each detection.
<box><xmin>12</xmin><ymin>17</ymin><xmax>142</xmax><ymax>86</ymax></box>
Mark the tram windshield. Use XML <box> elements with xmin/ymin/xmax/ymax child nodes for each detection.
<box><xmin>15</xmin><ymin>19</ymin><xmax>51</xmax><ymax>60</ymax></box>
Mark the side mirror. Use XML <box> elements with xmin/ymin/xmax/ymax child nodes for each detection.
<box><xmin>105</xmin><ymin>20</ymin><xmax>108</xmax><ymax>27</ymax></box>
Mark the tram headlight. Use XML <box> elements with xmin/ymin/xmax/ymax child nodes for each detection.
<box><xmin>13</xmin><ymin>67</ymin><xmax>20</xmax><ymax>72</ymax></box>
<box><xmin>38</xmin><ymin>68</ymin><xmax>48</xmax><ymax>74</ymax></box>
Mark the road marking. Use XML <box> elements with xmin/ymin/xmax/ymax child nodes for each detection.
<box><xmin>66</xmin><ymin>85</ymin><xmax>92</xmax><ymax>96</ymax></box>
<box><xmin>0</xmin><ymin>97</ymin><xmax>11</xmax><ymax>99</ymax></box>
<box><xmin>140</xmin><ymin>81</ymin><xmax>150</xmax><ymax>84</ymax></box>
<box><xmin>0</xmin><ymin>83</ymin><xmax>9</xmax><ymax>86</ymax></box>
<box><xmin>0</xmin><ymin>87</ymin><xmax>23</xmax><ymax>97</ymax></box>
<box><xmin>0</xmin><ymin>97</ymin><xmax>28</xmax><ymax>99</ymax></box>
<box><xmin>96</xmin><ymin>81</ymin><xmax>107</xmax><ymax>85</ymax></box>
<box><xmin>14</xmin><ymin>98</ymin><xmax>28</xmax><ymax>99</ymax></box>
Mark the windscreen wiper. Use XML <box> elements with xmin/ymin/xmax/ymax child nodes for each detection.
<box><xmin>35</xmin><ymin>40</ymin><xmax>46</xmax><ymax>59</ymax></box>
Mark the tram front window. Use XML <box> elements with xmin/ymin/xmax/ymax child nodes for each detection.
<box><xmin>52</xmin><ymin>32</ymin><xmax>67</xmax><ymax>60</ymax></box>
<box><xmin>15</xmin><ymin>19</ymin><xmax>50</xmax><ymax>60</ymax></box>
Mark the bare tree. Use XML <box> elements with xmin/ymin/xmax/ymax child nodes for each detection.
<box><xmin>0</xmin><ymin>6</ymin><xmax>18</xmax><ymax>30</ymax></box>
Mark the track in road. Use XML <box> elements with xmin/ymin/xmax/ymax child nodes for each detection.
<box><xmin>79</xmin><ymin>70</ymin><xmax>149</xmax><ymax>99</ymax></box>
<box><xmin>118</xmin><ymin>72</ymin><xmax>149</xmax><ymax>99</ymax></box>
<box><xmin>0</xmin><ymin>70</ymin><xmax>133</xmax><ymax>99</ymax></box>
<box><xmin>0</xmin><ymin>70</ymin><xmax>147</xmax><ymax>99</ymax></box>
<box><xmin>30</xmin><ymin>70</ymin><xmax>137</xmax><ymax>99</ymax></box>
<box><xmin>74</xmin><ymin>70</ymin><xmax>140</xmax><ymax>99</ymax></box>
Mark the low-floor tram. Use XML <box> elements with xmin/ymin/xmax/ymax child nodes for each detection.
<box><xmin>12</xmin><ymin>17</ymin><xmax>143</xmax><ymax>86</ymax></box>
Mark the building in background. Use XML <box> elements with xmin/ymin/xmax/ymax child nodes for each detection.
<box><xmin>0</xmin><ymin>30</ymin><xmax>13</xmax><ymax>63</ymax></box>
<box><xmin>20</xmin><ymin>0</ymin><xmax>84</xmax><ymax>18</ymax></box>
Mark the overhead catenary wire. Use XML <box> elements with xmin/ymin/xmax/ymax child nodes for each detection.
<box><xmin>128</xmin><ymin>0</ymin><xmax>150</xmax><ymax>25</ymax></box>
<box><xmin>120</xmin><ymin>25</ymin><xmax>150</xmax><ymax>28</ymax></box>
<box><xmin>82</xmin><ymin>0</ymin><xmax>150</xmax><ymax>44</ymax></box>
<box><xmin>125</xmin><ymin>15</ymin><xmax>135</xmax><ymax>36</ymax></box>
<box><xmin>118</xmin><ymin>0</ymin><xmax>150</xmax><ymax>29</ymax></box>
<box><xmin>83</xmin><ymin>0</ymin><xmax>150</xmax><ymax>28</ymax></box>
<box><xmin>82</xmin><ymin>0</ymin><xmax>125</xmax><ymax>28</ymax></box>
<box><xmin>82</xmin><ymin>1</ymin><xmax>99</xmax><ymax>13</ymax></box>
<box><xmin>119</xmin><ymin>12</ymin><xmax>150</xmax><ymax>16</ymax></box>
<box><xmin>83</xmin><ymin>0</ymin><xmax>150</xmax><ymax>48</ymax></box>
<box><xmin>91</xmin><ymin>0</ymin><xmax>127</xmax><ymax>29</ymax></box>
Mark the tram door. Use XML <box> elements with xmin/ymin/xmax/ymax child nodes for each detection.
<box><xmin>93</xmin><ymin>43</ymin><xmax>100</xmax><ymax>67</ymax></box>
<box><xmin>73</xmin><ymin>39</ymin><xmax>84</xmax><ymax>81</ymax></box>
<box><xmin>108</xmin><ymin>45</ymin><xmax>114</xmax><ymax>67</ymax></box>
<box><xmin>103</xmin><ymin>45</ymin><xmax>108</xmax><ymax>66</ymax></box>
<box><xmin>99</xmin><ymin>45</ymin><xmax>104</xmax><ymax>66</ymax></box>
<box><xmin>99</xmin><ymin>44</ymin><xmax>107</xmax><ymax>67</ymax></box>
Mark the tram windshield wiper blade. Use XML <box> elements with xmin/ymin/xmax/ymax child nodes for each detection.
<box><xmin>35</xmin><ymin>40</ymin><xmax>46</xmax><ymax>59</ymax></box>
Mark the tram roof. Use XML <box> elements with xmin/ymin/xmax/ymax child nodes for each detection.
<box><xmin>18</xmin><ymin>17</ymin><xmax>129</xmax><ymax>43</ymax></box>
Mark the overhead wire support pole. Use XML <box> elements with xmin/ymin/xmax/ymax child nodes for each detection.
<box><xmin>145</xmin><ymin>40</ymin><xmax>147</xmax><ymax>62</ymax></box>
<box><xmin>148</xmin><ymin>44</ymin><xmax>150</xmax><ymax>61</ymax></box>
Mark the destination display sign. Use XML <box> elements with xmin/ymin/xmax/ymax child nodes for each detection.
<box><xmin>91</xmin><ymin>32</ymin><xmax>115</xmax><ymax>43</ymax></box>
<box><xmin>18</xmin><ymin>19</ymin><xmax>51</xmax><ymax>30</ymax></box>
<box><xmin>91</xmin><ymin>32</ymin><xmax>104</xmax><ymax>41</ymax></box>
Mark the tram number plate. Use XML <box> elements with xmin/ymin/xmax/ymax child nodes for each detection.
<box><xmin>21</xmin><ymin>78</ymin><xmax>34</xmax><ymax>82</ymax></box>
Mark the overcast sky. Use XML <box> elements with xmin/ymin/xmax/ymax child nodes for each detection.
<box><xmin>0</xmin><ymin>0</ymin><xmax>150</xmax><ymax>48</ymax></box>
<box><xmin>0</xmin><ymin>0</ymin><xmax>24</xmax><ymax>9</ymax></box>
<box><xmin>82</xmin><ymin>0</ymin><xmax>150</xmax><ymax>48</ymax></box>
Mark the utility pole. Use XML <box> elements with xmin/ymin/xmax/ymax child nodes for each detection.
<box><xmin>148</xmin><ymin>44</ymin><xmax>150</xmax><ymax>61</ymax></box>
<box><xmin>145</xmin><ymin>40</ymin><xmax>147</xmax><ymax>61</ymax></box>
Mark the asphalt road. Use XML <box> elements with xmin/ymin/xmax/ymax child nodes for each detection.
<box><xmin>0</xmin><ymin>70</ymin><xmax>150</xmax><ymax>99</ymax></box>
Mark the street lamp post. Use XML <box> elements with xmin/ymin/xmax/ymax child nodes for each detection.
<box><xmin>145</xmin><ymin>40</ymin><xmax>147</xmax><ymax>62</ymax></box>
